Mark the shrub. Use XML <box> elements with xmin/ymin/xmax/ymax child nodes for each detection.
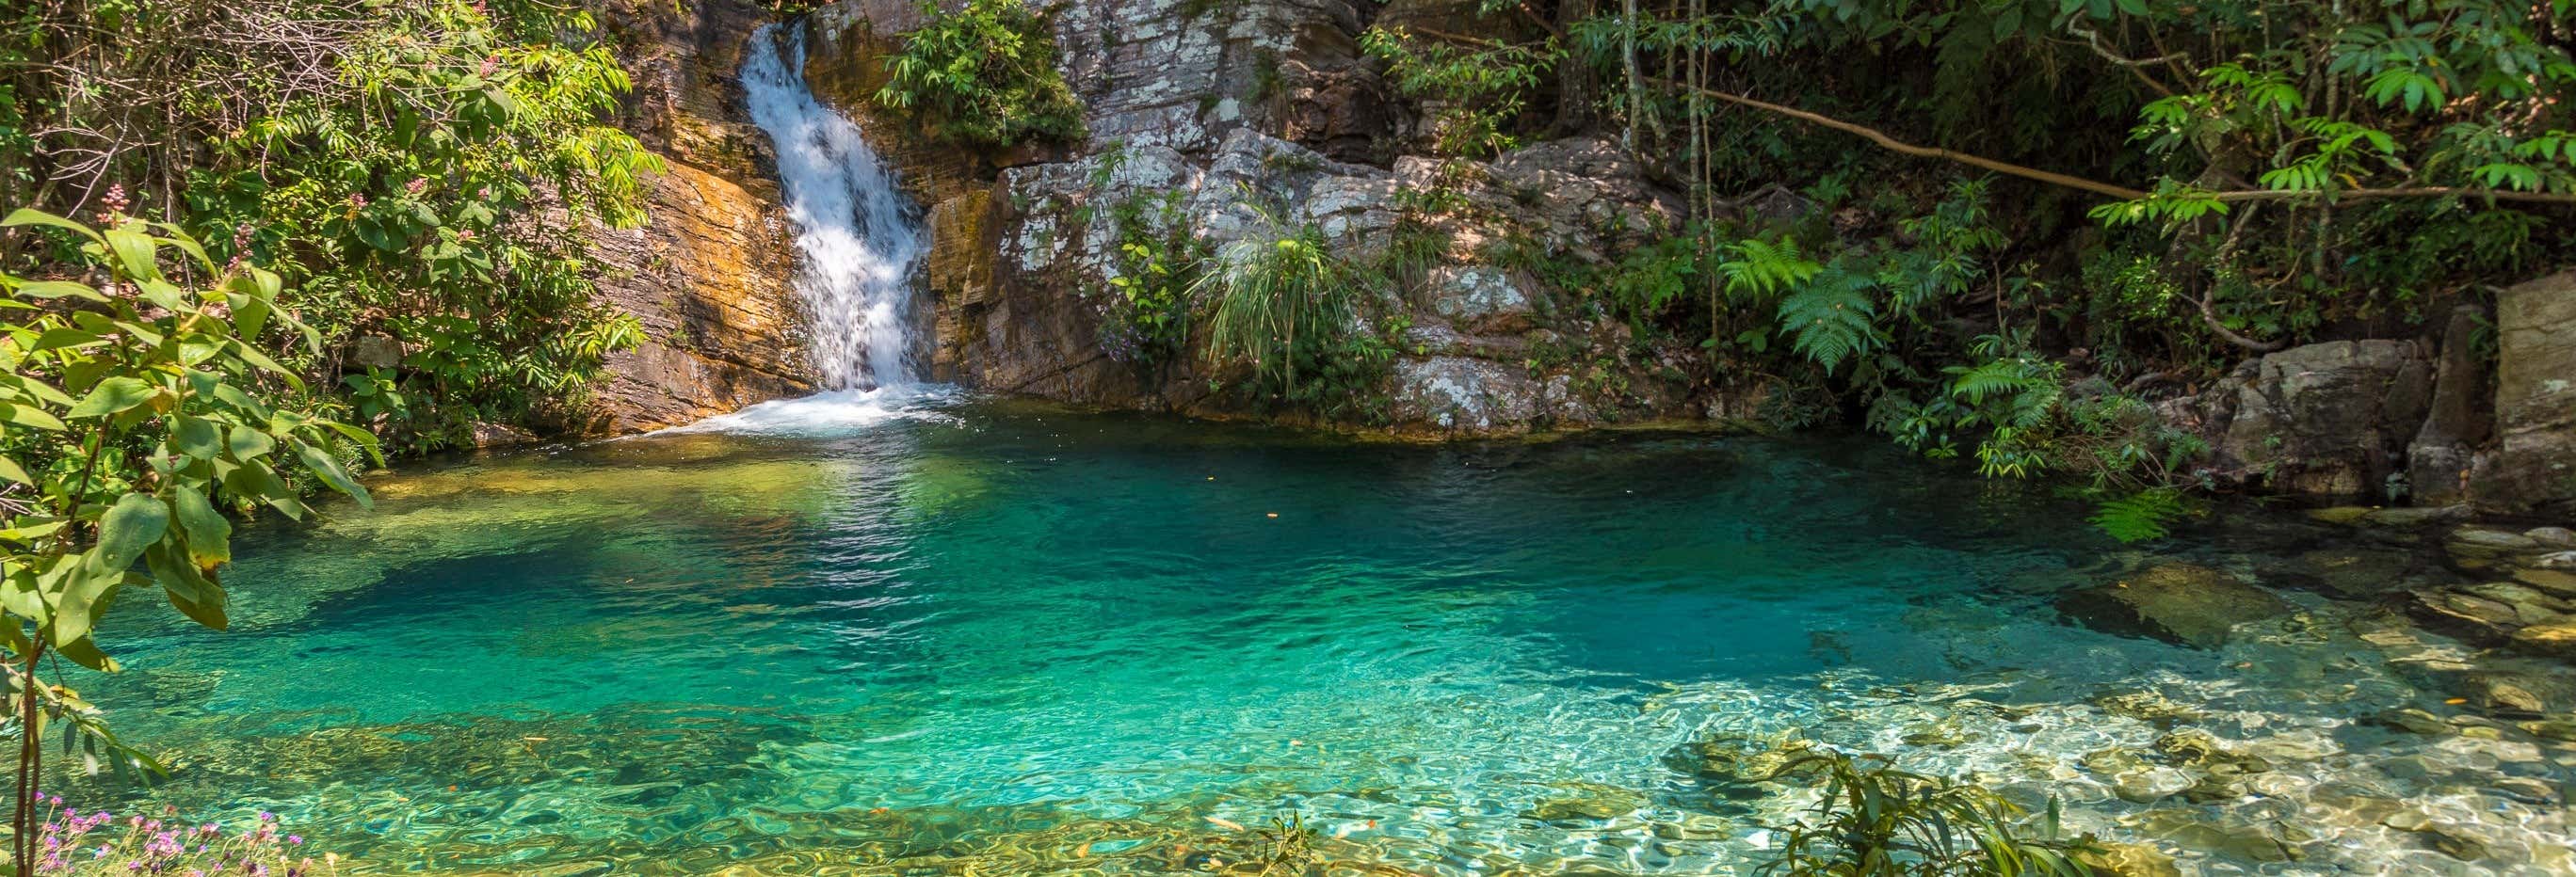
<box><xmin>876</xmin><ymin>0</ymin><xmax>1087</xmax><ymax>150</ymax></box>
<box><xmin>1195</xmin><ymin>218</ymin><xmax>1399</xmax><ymax>421</ymax></box>
<box><xmin>0</xmin><ymin>209</ymin><xmax>376</xmax><ymax>862</ymax></box>
<box><xmin>2</xmin><ymin>0</ymin><xmax>660</xmax><ymax>454</ymax></box>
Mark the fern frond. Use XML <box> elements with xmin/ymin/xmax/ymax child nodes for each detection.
<box><xmin>1775</xmin><ymin>260</ymin><xmax>1876</xmax><ymax>374</ymax></box>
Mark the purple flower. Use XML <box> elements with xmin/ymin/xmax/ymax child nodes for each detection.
<box><xmin>286</xmin><ymin>836</ymin><xmax>301</xmax><ymax>845</ymax></box>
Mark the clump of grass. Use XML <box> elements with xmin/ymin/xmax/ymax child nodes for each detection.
<box><xmin>1759</xmin><ymin>752</ymin><xmax>2101</xmax><ymax>876</ymax></box>
<box><xmin>1195</xmin><ymin>212</ymin><xmax>1400</xmax><ymax>420</ymax></box>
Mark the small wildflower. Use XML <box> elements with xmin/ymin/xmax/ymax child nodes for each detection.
<box><xmin>405</xmin><ymin>177</ymin><xmax>428</xmax><ymax>196</ymax></box>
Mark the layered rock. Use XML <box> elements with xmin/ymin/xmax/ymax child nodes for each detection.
<box><xmin>578</xmin><ymin>0</ymin><xmax>813</xmax><ymax>434</ymax></box>
<box><xmin>2471</xmin><ymin>270</ymin><xmax>2576</xmax><ymax>516</ymax></box>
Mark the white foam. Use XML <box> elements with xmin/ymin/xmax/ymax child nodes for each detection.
<box><xmin>660</xmin><ymin>385</ymin><xmax>963</xmax><ymax>437</ymax></box>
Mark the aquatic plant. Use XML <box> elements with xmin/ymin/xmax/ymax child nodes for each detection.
<box><xmin>0</xmin><ymin>210</ymin><xmax>377</xmax><ymax>871</ymax></box>
<box><xmin>18</xmin><ymin>797</ymin><xmax>339</xmax><ymax>876</ymax></box>
<box><xmin>1759</xmin><ymin>752</ymin><xmax>2100</xmax><ymax>876</ymax></box>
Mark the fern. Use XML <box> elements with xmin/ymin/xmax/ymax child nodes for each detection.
<box><xmin>1774</xmin><ymin>257</ymin><xmax>1876</xmax><ymax>374</ymax></box>
<box><xmin>2089</xmin><ymin>489</ymin><xmax>2185</xmax><ymax>544</ymax></box>
<box><xmin>1719</xmin><ymin>236</ymin><xmax>1822</xmax><ymax>304</ymax></box>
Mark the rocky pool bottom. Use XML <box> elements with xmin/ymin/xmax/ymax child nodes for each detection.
<box><xmin>46</xmin><ymin>392</ymin><xmax>2576</xmax><ymax>875</ymax></box>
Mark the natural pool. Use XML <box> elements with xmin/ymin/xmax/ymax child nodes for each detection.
<box><xmin>56</xmin><ymin>391</ymin><xmax>2576</xmax><ymax>875</ymax></box>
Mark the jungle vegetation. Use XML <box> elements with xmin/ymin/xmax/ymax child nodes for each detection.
<box><xmin>1</xmin><ymin>0</ymin><xmax>658</xmax><ymax>454</ymax></box>
<box><xmin>1361</xmin><ymin>0</ymin><xmax>2576</xmax><ymax>526</ymax></box>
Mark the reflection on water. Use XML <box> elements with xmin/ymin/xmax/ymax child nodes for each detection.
<box><xmin>57</xmin><ymin>394</ymin><xmax>2576</xmax><ymax>874</ymax></box>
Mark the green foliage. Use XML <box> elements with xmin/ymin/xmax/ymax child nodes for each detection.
<box><xmin>1360</xmin><ymin>25</ymin><xmax>1561</xmax><ymax>159</ymax></box>
<box><xmin>1084</xmin><ymin>151</ymin><xmax>1208</xmax><ymax>375</ymax></box>
<box><xmin>3</xmin><ymin>0</ymin><xmax>660</xmax><ymax>454</ymax></box>
<box><xmin>0</xmin><ymin>210</ymin><xmax>374</xmax><ymax>855</ymax></box>
<box><xmin>1195</xmin><ymin>215</ymin><xmax>1399</xmax><ymax>421</ymax></box>
<box><xmin>876</xmin><ymin>0</ymin><xmax>1087</xmax><ymax>150</ymax></box>
<box><xmin>1759</xmin><ymin>751</ymin><xmax>2100</xmax><ymax>876</ymax></box>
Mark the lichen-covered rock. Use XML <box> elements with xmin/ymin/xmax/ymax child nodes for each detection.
<box><xmin>1389</xmin><ymin>357</ymin><xmax>1543</xmax><ymax>434</ymax></box>
<box><xmin>2056</xmin><ymin>563</ymin><xmax>2292</xmax><ymax>648</ymax></box>
<box><xmin>1421</xmin><ymin>265</ymin><xmax>1536</xmax><ymax>334</ymax></box>
<box><xmin>2471</xmin><ymin>270</ymin><xmax>2576</xmax><ymax>516</ymax></box>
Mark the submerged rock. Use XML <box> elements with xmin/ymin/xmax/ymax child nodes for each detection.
<box><xmin>2367</xmin><ymin>708</ymin><xmax>2455</xmax><ymax>736</ymax></box>
<box><xmin>2091</xmin><ymin>690</ymin><xmax>2205</xmax><ymax>726</ymax></box>
<box><xmin>2057</xmin><ymin>563</ymin><xmax>2292</xmax><ymax>648</ymax></box>
<box><xmin>2113</xmin><ymin>768</ymin><xmax>2194</xmax><ymax>804</ymax></box>
<box><xmin>2510</xmin><ymin>619</ymin><xmax>2576</xmax><ymax>659</ymax></box>
<box><xmin>2073</xmin><ymin>841</ymin><xmax>2182</xmax><ymax>877</ymax></box>
<box><xmin>1523</xmin><ymin>781</ymin><xmax>1648</xmax><ymax>821</ymax></box>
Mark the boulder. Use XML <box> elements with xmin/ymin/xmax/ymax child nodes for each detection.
<box><xmin>2470</xmin><ymin>270</ymin><xmax>2576</xmax><ymax>516</ymax></box>
<box><xmin>1388</xmin><ymin>357</ymin><xmax>1544</xmax><ymax>434</ymax></box>
<box><xmin>2209</xmin><ymin>340</ymin><xmax>2434</xmax><ymax>500</ymax></box>
<box><xmin>2056</xmin><ymin>563</ymin><xmax>2292</xmax><ymax>648</ymax></box>
<box><xmin>350</xmin><ymin>334</ymin><xmax>404</xmax><ymax>370</ymax></box>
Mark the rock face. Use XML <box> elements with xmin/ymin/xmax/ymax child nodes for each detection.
<box><xmin>577</xmin><ymin>0</ymin><xmax>813</xmax><ymax>434</ymax></box>
<box><xmin>2407</xmin><ymin>306</ymin><xmax>2492</xmax><ymax>506</ymax></box>
<box><xmin>793</xmin><ymin>0</ymin><xmax>1726</xmax><ymax>436</ymax></box>
<box><xmin>2471</xmin><ymin>270</ymin><xmax>2576</xmax><ymax>516</ymax></box>
<box><xmin>2194</xmin><ymin>340</ymin><xmax>2434</xmax><ymax>499</ymax></box>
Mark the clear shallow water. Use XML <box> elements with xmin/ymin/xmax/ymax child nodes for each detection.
<box><xmin>56</xmin><ymin>394</ymin><xmax>2575</xmax><ymax>874</ymax></box>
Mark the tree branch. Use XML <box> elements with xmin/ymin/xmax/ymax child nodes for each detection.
<box><xmin>1654</xmin><ymin>79</ymin><xmax>2576</xmax><ymax>206</ymax></box>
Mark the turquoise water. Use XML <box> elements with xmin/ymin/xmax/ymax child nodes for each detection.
<box><xmin>56</xmin><ymin>393</ymin><xmax>2575</xmax><ymax>874</ymax></box>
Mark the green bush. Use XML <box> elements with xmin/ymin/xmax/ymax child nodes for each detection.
<box><xmin>2</xmin><ymin>0</ymin><xmax>659</xmax><ymax>454</ymax></box>
<box><xmin>1195</xmin><ymin>219</ymin><xmax>1400</xmax><ymax>422</ymax></box>
<box><xmin>0</xmin><ymin>209</ymin><xmax>376</xmax><ymax>860</ymax></box>
<box><xmin>876</xmin><ymin>0</ymin><xmax>1087</xmax><ymax>150</ymax></box>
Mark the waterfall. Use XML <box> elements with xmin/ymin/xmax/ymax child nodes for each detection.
<box><xmin>740</xmin><ymin>22</ymin><xmax>926</xmax><ymax>390</ymax></box>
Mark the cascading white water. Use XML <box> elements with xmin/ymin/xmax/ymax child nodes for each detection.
<box><xmin>740</xmin><ymin>22</ymin><xmax>926</xmax><ymax>390</ymax></box>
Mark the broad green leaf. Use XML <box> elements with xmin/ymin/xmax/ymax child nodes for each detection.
<box><xmin>10</xmin><ymin>280</ymin><xmax>111</xmax><ymax>303</ymax></box>
<box><xmin>33</xmin><ymin>327</ymin><xmax>104</xmax><ymax>351</ymax></box>
<box><xmin>67</xmin><ymin>376</ymin><xmax>157</xmax><ymax>419</ymax></box>
<box><xmin>0</xmin><ymin>454</ymin><xmax>26</xmax><ymax>486</ymax></box>
<box><xmin>294</xmin><ymin>441</ymin><xmax>371</xmax><ymax>506</ymax></box>
<box><xmin>166</xmin><ymin>485</ymin><xmax>231</xmax><ymax>567</ymax></box>
<box><xmin>227</xmin><ymin>424</ymin><xmax>276</xmax><ymax>460</ymax></box>
<box><xmin>0</xmin><ymin>400</ymin><xmax>67</xmax><ymax>432</ymax></box>
<box><xmin>0</xmin><ymin>208</ymin><xmax>104</xmax><ymax>242</ymax></box>
<box><xmin>48</xmin><ymin>562</ymin><xmax>121</xmax><ymax>646</ymax></box>
<box><xmin>103</xmin><ymin>227</ymin><xmax>165</xmax><ymax>281</ymax></box>
<box><xmin>54</xmin><ymin>636</ymin><xmax>120</xmax><ymax>672</ymax></box>
<box><xmin>88</xmin><ymin>492</ymin><xmax>170</xmax><ymax>575</ymax></box>
<box><xmin>144</xmin><ymin>541</ymin><xmax>227</xmax><ymax>631</ymax></box>
<box><xmin>171</xmin><ymin>415</ymin><xmax>223</xmax><ymax>460</ymax></box>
